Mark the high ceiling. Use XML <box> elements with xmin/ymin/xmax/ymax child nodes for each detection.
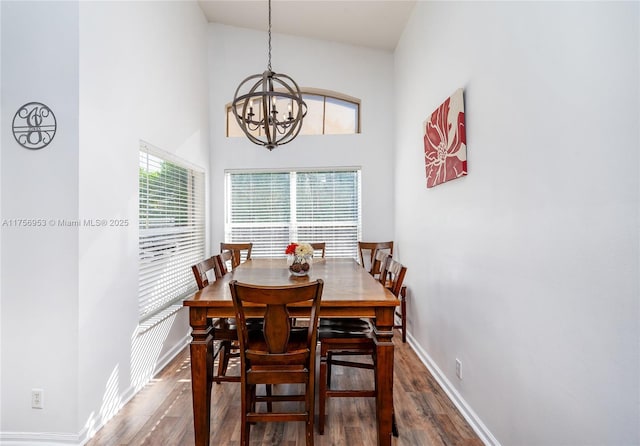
<box><xmin>197</xmin><ymin>0</ymin><xmax>416</xmax><ymax>51</ymax></box>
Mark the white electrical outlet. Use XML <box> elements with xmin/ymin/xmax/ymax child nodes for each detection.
<box><xmin>31</xmin><ymin>389</ymin><xmax>44</xmax><ymax>409</ymax></box>
<box><xmin>455</xmin><ymin>358</ymin><xmax>462</xmax><ymax>380</ymax></box>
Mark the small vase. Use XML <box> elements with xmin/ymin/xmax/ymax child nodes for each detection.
<box><xmin>288</xmin><ymin>254</ymin><xmax>312</xmax><ymax>276</ymax></box>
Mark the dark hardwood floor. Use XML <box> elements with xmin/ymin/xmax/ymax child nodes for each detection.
<box><xmin>86</xmin><ymin>335</ymin><xmax>483</xmax><ymax>445</ymax></box>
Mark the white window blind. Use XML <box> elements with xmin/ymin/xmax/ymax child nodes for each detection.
<box><xmin>139</xmin><ymin>144</ymin><xmax>205</xmax><ymax>321</ymax></box>
<box><xmin>225</xmin><ymin>169</ymin><xmax>361</xmax><ymax>258</ymax></box>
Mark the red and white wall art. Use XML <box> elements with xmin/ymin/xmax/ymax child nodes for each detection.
<box><xmin>424</xmin><ymin>88</ymin><xmax>467</xmax><ymax>188</ymax></box>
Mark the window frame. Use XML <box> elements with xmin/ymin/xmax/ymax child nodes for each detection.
<box><xmin>226</xmin><ymin>89</ymin><xmax>361</xmax><ymax>137</ymax></box>
<box><xmin>138</xmin><ymin>142</ymin><xmax>206</xmax><ymax>322</ymax></box>
<box><xmin>224</xmin><ymin>167</ymin><xmax>362</xmax><ymax>259</ymax></box>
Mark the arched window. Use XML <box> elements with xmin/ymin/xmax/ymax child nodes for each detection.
<box><xmin>226</xmin><ymin>89</ymin><xmax>360</xmax><ymax>138</ymax></box>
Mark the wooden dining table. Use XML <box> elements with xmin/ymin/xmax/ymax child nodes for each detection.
<box><xmin>183</xmin><ymin>257</ymin><xmax>399</xmax><ymax>446</ymax></box>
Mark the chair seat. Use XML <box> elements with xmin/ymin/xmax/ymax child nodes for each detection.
<box><xmin>319</xmin><ymin>317</ymin><xmax>371</xmax><ymax>328</ymax></box>
<box><xmin>319</xmin><ymin>317</ymin><xmax>370</xmax><ymax>326</ymax></box>
<box><xmin>319</xmin><ymin>317</ymin><xmax>373</xmax><ymax>343</ymax></box>
<box><xmin>214</xmin><ymin>317</ymin><xmax>264</xmax><ymax>329</ymax></box>
<box><xmin>213</xmin><ymin>318</ymin><xmax>263</xmax><ymax>341</ymax></box>
<box><xmin>319</xmin><ymin>327</ymin><xmax>373</xmax><ymax>340</ymax></box>
<box><xmin>213</xmin><ymin>317</ymin><xmax>237</xmax><ymax>329</ymax></box>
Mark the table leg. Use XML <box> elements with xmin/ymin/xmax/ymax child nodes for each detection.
<box><xmin>374</xmin><ymin>307</ymin><xmax>395</xmax><ymax>446</ymax></box>
<box><xmin>189</xmin><ymin>308</ymin><xmax>213</xmax><ymax>446</ymax></box>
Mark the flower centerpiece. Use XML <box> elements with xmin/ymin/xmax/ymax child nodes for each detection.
<box><xmin>285</xmin><ymin>242</ymin><xmax>314</xmax><ymax>276</ymax></box>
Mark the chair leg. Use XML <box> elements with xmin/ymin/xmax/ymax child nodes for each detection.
<box><xmin>326</xmin><ymin>352</ymin><xmax>333</xmax><ymax>388</ymax></box>
<box><xmin>306</xmin><ymin>379</ymin><xmax>315</xmax><ymax>446</ymax></box>
<box><xmin>318</xmin><ymin>349</ymin><xmax>327</xmax><ymax>434</ymax></box>
<box><xmin>265</xmin><ymin>384</ymin><xmax>273</xmax><ymax>413</ymax></box>
<box><xmin>214</xmin><ymin>341</ymin><xmax>226</xmax><ymax>384</ymax></box>
<box><xmin>400</xmin><ymin>286</ymin><xmax>407</xmax><ymax>343</ymax></box>
<box><xmin>250</xmin><ymin>384</ymin><xmax>256</xmax><ymax>415</ymax></box>
<box><xmin>307</xmin><ymin>418</ymin><xmax>315</xmax><ymax>446</ymax></box>
<box><xmin>240</xmin><ymin>383</ymin><xmax>251</xmax><ymax>446</ymax></box>
<box><xmin>392</xmin><ymin>411</ymin><xmax>399</xmax><ymax>437</ymax></box>
<box><xmin>216</xmin><ymin>340</ymin><xmax>231</xmax><ymax>382</ymax></box>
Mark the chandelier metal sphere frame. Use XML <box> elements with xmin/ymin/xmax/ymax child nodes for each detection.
<box><xmin>231</xmin><ymin>0</ymin><xmax>307</xmax><ymax>151</ymax></box>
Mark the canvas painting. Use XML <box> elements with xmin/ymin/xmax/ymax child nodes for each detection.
<box><xmin>424</xmin><ymin>88</ymin><xmax>467</xmax><ymax>188</ymax></box>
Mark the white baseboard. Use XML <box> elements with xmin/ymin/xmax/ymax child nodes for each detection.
<box><xmin>0</xmin><ymin>431</ymin><xmax>82</xmax><ymax>446</ymax></box>
<box><xmin>406</xmin><ymin>332</ymin><xmax>501</xmax><ymax>446</ymax></box>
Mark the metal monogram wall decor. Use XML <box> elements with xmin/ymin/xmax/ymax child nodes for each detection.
<box><xmin>12</xmin><ymin>102</ymin><xmax>57</xmax><ymax>150</ymax></box>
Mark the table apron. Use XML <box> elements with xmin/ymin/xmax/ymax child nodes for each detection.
<box><xmin>201</xmin><ymin>307</ymin><xmax>386</xmax><ymax>319</ymax></box>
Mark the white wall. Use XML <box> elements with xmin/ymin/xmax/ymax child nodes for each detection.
<box><xmin>207</xmin><ymin>24</ymin><xmax>395</xmax><ymax>245</ymax></box>
<box><xmin>1</xmin><ymin>1</ymin><xmax>209</xmax><ymax>444</ymax></box>
<box><xmin>394</xmin><ymin>2</ymin><xmax>639</xmax><ymax>445</ymax></box>
<box><xmin>1</xmin><ymin>0</ymin><xmax>80</xmax><ymax>436</ymax></box>
<box><xmin>77</xmin><ymin>1</ymin><xmax>208</xmax><ymax>441</ymax></box>
<box><xmin>0</xmin><ymin>0</ymin><xmax>3</xmax><ymax>433</ymax></box>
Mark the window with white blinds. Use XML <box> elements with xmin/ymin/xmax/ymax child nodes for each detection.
<box><xmin>225</xmin><ymin>169</ymin><xmax>361</xmax><ymax>258</ymax></box>
<box><xmin>139</xmin><ymin>143</ymin><xmax>205</xmax><ymax>321</ymax></box>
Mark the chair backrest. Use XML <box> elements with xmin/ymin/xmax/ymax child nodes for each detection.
<box><xmin>220</xmin><ymin>242</ymin><xmax>253</xmax><ymax>271</ymax></box>
<box><xmin>372</xmin><ymin>250</ymin><xmax>392</xmax><ymax>279</ymax></box>
<box><xmin>310</xmin><ymin>242</ymin><xmax>326</xmax><ymax>258</ymax></box>
<box><xmin>191</xmin><ymin>256</ymin><xmax>218</xmax><ymax>290</ymax></box>
<box><xmin>358</xmin><ymin>241</ymin><xmax>394</xmax><ymax>276</ymax></box>
<box><xmin>214</xmin><ymin>251</ymin><xmax>233</xmax><ymax>278</ymax></box>
<box><xmin>229</xmin><ymin>280</ymin><xmax>324</xmax><ymax>358</ymax></box>
<box><xmin>379</xmin><ymin>258</ymin><xmax>407</xmax><ymax>298</ymax></box>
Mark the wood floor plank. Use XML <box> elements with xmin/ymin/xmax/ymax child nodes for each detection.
<box><xmin>86</xmin><ymin>336</ymin><xmax>483</xmax><ymax>446</ymax></box>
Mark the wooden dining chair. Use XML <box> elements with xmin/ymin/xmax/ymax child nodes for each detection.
<box><xmin>310</xmin><ymin>242</ymin><xmax>326</xmax><ymax>258</ymax></box>
<box><xmin>220</xmin><ymin>242</ymin><xmax>253</xmax><ymax>271</ymax></box>
<box><xmin>214</xmin><ymin>249</ymin><xmax>233</xmax><ymax>277</ymax></box>
<box><xmin>379</xmin><ymin>256</ymin><xmax>409</xmax><ymax>343</ymax></box>
<box><xmin>317</xmin><ymin>257</ymin><xmax>407</xmax><ymax>436</ymax></box>
<box><xmin>191</xmin><ymin>256</ymin><xmax>240</xmax><ymax>384</ymax></box>
<box><xmin>191</xmin><ymin>256</ymin><xmax>217</xmax><ymax>289</ymax></box>
<box><xmin>229</xmin><ymin>279</ymin><xmax>324</xmax><ymax>446</ymax></box>
<box><xmin>316</xmin><ymin>250</ymin><xmax>390</xmax><ymax>331</ymax></box>
<box><xmin>373</xmin><ymin>249</ymin><xmax>392</xmax><ymax>280</ymax></box>
<box><xmin>358</xmin><ymin>241</ymin><xmax>393</xmax><ymax>277</ymax></box>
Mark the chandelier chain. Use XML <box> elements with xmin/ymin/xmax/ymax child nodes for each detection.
<box><xmin>267</xmin><ymin>0</ymin><xmax>272</xmax><ymax>71</ymax></box>
<box><xmin>232</xmin><ymin>0</ymin><xmax>307</xmax><ymax>150</ymax></box>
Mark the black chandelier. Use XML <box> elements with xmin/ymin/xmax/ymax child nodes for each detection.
<box><xmin>231</xmin><ymin>0</ymin><xmax>307</xmax><ymax>151</ymax></box>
